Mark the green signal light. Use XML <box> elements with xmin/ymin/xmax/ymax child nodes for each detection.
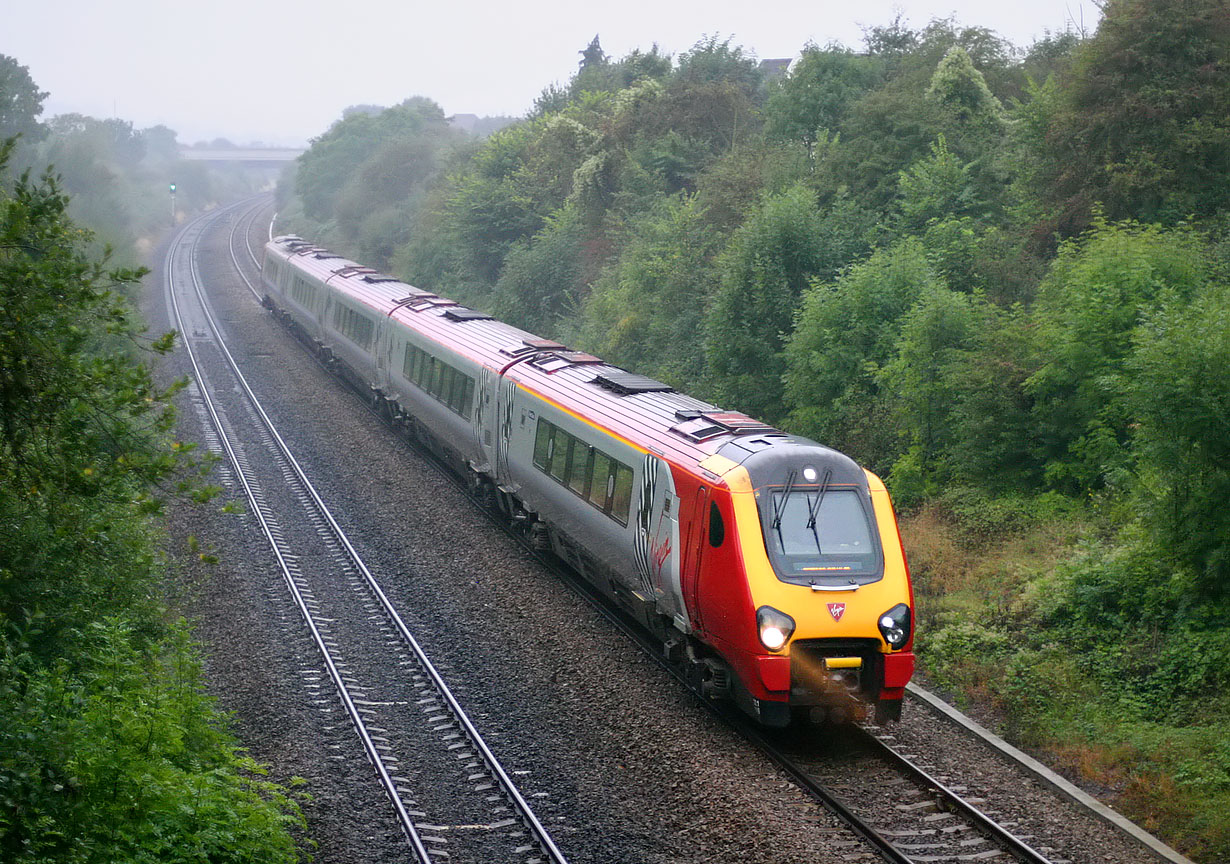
<box><xmin>169</xmin><ymin>183</ymin><xmax>176</xmax><ymax>193</ymax></box>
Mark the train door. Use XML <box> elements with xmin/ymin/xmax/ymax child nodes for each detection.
<box><xmin>492</xmin><ymin>375</ymin><xmax>519</xmax><ymax>487</ymax></box>
<box><xmin>680</xmin><ymin>486</ymin><xmax>709</xmax><ymax>632</ymax></box>
<box><xmin>633</xmin><ymin>455</ymin><xmax>684</xmax><ymax>623</ymax></box>
<box><xmin>473</xmin><ymin>366</ymin><xmax>499</xmax><ymax>473</ymax></box>
<box><xmin>373</xmin><ymin>319</ymin><xmax>391</xmax><ymax>392</ymax></box>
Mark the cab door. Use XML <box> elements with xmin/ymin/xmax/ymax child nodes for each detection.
<box><xmin>680</xmin><ymin>486</ymin><xmax>709</xmax><ymax>632</ymax></box>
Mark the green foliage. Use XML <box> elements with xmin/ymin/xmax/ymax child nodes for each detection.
<box><xmin>0</xmin><ymin>55</ymin><xmax>47</xmax><ymax>174</ymax></box>
<box><xmin>0</xmin><ymin>622</ymin><xmax>304</xmax><ymax>863</ymax></box>
<box><xmin>1126</xmin><ymin>283</ymin><xmax>1230</xmax><ymax>597</ymax></box>
<box><xmin>0</xmin><ymin>146</ymin><xmax>303</xmax><ymax>861</ymax></box>
<box><xmin>489</xmin><ymin>206</ymin><xmax>585</xmax><ymax>335</ymax></box>
<box><xmin>1025</xmin><ymin>218</ymin><xmax>1211</xmax><ymax>492</ymax></box>
<box><xmin>576</xmin><ymin>194</ymin><xmax>719</xmax><ymax>390</ymax></box>
<box><xmin>705</xmin><ymin>184</ymin><xmax>829</xmax><ymax>421</ymax></box>
<box><xmin>764</xmin><ymin>45</ymin><xmax>882</xmax><ymax>148</ymax></box>
<box><xmin>925</xmin><ymin>46</ymin><xmax>1004</xmax><ymax>124</ymax></box>
<box><xmin>897</xmin><ymin>136</ymin><xmax>981</xmax><ymax>230</ymax></box>
<box><xmin>1040</xmin><ymin>0</ymin><xmax>1230</xmax><ymax>227</ymax></box>
<box><xmin>784</xmin><ymin>238</ymin><xmax>939</xmax><ymax>470</ymax></box>
<box><xmin>292</xmin><ymin>98</ymin><xmax>459</xmax><ymax>268</ymax></box>
<box><xmin>876</xmin><ymin>285</ymin><xmax>987</xmax><ymax>502</ymax></box>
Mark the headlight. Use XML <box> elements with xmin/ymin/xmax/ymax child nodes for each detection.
<box><xmin>756</xmin><ymin>606</ymin><xmax>796</xmax><ymax>652</ymax></box>
<box><xmin>878</xmin><ymin>603</ymin><xmax>912</xmax><ymax>648</ymax></box>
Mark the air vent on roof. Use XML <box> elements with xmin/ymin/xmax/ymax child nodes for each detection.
<box><xmin>312</xmin><ymin>252</ymin><xmax>344</xmax><ymax>260</ymax></box>
<box><xmin>500</xmin><ymin>338</ymin><xmax>567</xmax><ymax>358</ymax></box>
<box><xmin>443</xmin><ymin>307</ymin><xmax>493</xmax><ymax>322</ymax></box>
<box><xmin>407</xmin><ymin>297</ymin><xmax>457</xmax><ymax>312</ymax></box>
<box><xmin>361</xmin><ymin>274</ymin><xmax>400</xmax><ymax>283</ymax></box>
<box><xmin>529</xmin><ymin>352</ymin><xmax>605</xmax><ymax>373</ymax></box>
<box><xmin>592</xmin><ymin>372</ymin><xmax>675</xmax><ymax>396</ymax></box>
<box><xmin>669</xmin><ymin>410</ymin><xmax>779</xmax><ymax>442</ymax></box>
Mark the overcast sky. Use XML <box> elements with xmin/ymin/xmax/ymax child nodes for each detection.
<box><xmin>4</xmin><ymin>0</ymin><xmax>1100</xmax><ymax>147</ymax></box>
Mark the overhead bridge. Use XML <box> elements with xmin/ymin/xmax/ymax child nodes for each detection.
<box><xmin>178</xmin><ymin>147</ymin><xmax>305</xmax><ymax>164</ymax></box>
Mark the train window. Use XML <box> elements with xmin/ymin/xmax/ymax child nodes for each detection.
<box><xmin>429</xmin><ymin>357</ymin><xmax>445</xmax><ymax>398</ymax></box>
<box><xmin>458</xmin><ymin>375</ymin><xmax>475</xmax><ymax>420</ymax></box>
<box><xmin>610</xmin><ymin>464</ymin><xmax>633</xmax><ymax>526</ymax></box>
<box><xmin>762</xmin><ymin>488</ymin><xmax>879</xmax><ymax>579</ymax></box>
<box><xmin>709</xmin><ymin>502</ymin><xmax>725</xmax><ymax>547</ymax></box>
<box><xmin>446</xmin><ymin>367</ymin><xmax>459</xmax><ymax>406</ymax></box>
<box><xmin>549</xmin><ymin>433</ymin><xmax>571</xmax><ymax>483</ymax></box>
<box><xmin>567</xmin><ymin>443</ymin><xmax>591</xmax><ymax>497</ymax></box>
<box><xmin>533</xmin><ymin>420</ymin><xmax>553</xmax><ymax>471</ymax></box>
<box><xmin>588</xmin><ymin>451</ymin><xmax>612</xmax><ymax>508</ymax></box>
<box><xmin>402</xmin><ymin>345</ymin><xmax>418</xmax><ymax>383</ymax></box>
<box><xmin>531</xmin><ymin>418</ymin><xmax>633</xmax><ymax>526</ymax></box>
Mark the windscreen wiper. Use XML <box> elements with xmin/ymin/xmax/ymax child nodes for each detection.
<box><xmin>806</xmin><ymin>468</ymin><xmax>833</xmax><ymax>551</ymax></box>
<box><xmin>771</xmin><ymin>469</ymin><xmax>798</xmax><ymax>546</ymax></box>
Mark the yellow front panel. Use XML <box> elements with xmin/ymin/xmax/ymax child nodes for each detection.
<box><xmin>726</xmin><ymin>467</ymin><xmax>909</xmax><ymax>653</ymax></box>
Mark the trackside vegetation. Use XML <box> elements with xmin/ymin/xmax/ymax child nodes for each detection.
<box><xmin>0</xmin><ymin>139</ymin><xmax>304</xmax><ymax>860</ymax></box>
<box><xmin>279</xmin><ymin>1</ymin><xmax>1230</xmax><ymax>858</ymax></box>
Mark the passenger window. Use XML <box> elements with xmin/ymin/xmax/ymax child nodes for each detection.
<box><xmin>533</xmin><ymin>420</ymin><xmax>553</xmax><ymax>470</ymax></box>
<box><xmin>408</xmin><ymin>350</ymin><xmax>419</xmax><ymax>384</ymax></box>
<box><xmin>456</xmin><ymin>376</ymin><xmax>474</xmax><ymax>419</ymax></box>
<box><xmin>439</xmin><ymin>366</ymin><xmax>455</xmax><ymax>406</ymax></box>
<box><xmin>568</xmin><ymin>443</ymin><xmax>591</xmax><ymax>496</ymax></box>
<box><xmin>709</xmin><ymin>502</ymin><xmax>725</xmax><ymax>547</ymax></box>
<box><xmin>549</xmin><ymin>433</ymin><xmax>570</xmax><ymax>483</ymax></box>
<box><xmin>610</xmin><ymin>464</ymin><xmax>633</xmax><ymax>525</ymax></box>
<box><xmin>430</xmin><ymin>359</ymin><xmax>445</xmax><ymax>398</ymax></box>
<box><xmin>589</xmin><ymin>451</ymin><xmax>612</xmax><ymax>508</ymax></box>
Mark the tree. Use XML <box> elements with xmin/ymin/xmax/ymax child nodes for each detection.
<box><xmin>784</xmin><ymin>238</ymin><xmax>939</xmax><ymax>470</ymax></box>
<box><xmin>580</xmin><ymin>34</ymin><xmax>608</xmax><ymax>70</ymax></box>
<box><xmin>705</xmin><ymin>184</ymin><xmax>827</xmax><ymax>422</ymax></box>
<box><xmin>1025</xmin><ymin>218</ymin><xmax>1212</xmax><ymax>492</ymax></box>
<box><xmin>0</xmin><ymin>55</ymin><xmax>47</xmax><ymax>160</ymax></box>
<box><xmin>876</xmin><ymin>285</ymin><xmax>990</xmax><ymax>501</ymax></box>
<box><xmin>1127</xmin><ymin>284</ymin><xmax>1230</xmax><ymax>598</ymax></box>
<box><xmin>577</xmin><ymin>194</ymin><xmax>720</xmax><ymax>390</ymax></box>
<box><xmin>925</xmin><ymin>46</ymin><xmax>1004</xmax><ymax>125</ymax></box>
<box><xmin>0</xmin><ymin>143</ymin><xmax>304</xmax><ymax>862</ymax></box>
<box><xmin>763</xmin><ymin>44</ymin><xmax>882</xmax><ymax>150</ymax></box>
<box><xmin>1041</xmin><ymin>0</ymin><xmax>1230</xmax><ymax>227</ymax></box>
<box><xmin>488</xmin><ymin>206</ymin><xmax>585</xmax><ymax>335</ymax></box>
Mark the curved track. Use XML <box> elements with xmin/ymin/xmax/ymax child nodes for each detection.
<box><xmin>165</xmin><ymin>198</ymin><xmax>570</xmax><ymax>864</ymax></box>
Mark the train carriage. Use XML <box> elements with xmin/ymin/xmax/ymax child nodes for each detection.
<box><xmin>261</xmin><ymin>235</ymin><xmax>915</xmax><ymax>727</ymax></box>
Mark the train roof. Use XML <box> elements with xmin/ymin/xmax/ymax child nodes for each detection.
<box><xmin>267</xmin><ymin>235</ymin><xmax>839</xmax><ymax>482</ymax></box>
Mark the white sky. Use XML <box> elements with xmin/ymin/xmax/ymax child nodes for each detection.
<box><xmin>3</xmin><ymin>0</ymin><xmax>1101</xmax><ymax>147</ymax></box>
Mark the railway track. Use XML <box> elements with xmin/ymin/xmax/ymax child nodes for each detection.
<box><xmin>210</xmin><ymin>195</ymin><xmax>1196</xmax><ymax>864</ymax></box>
<box><xmin>216</xmin><ymin>201</ymin><xmax>1060</xmax><ymax>864</ymax></box>
<box><xmin>165</xmin><ymin>199</ymin><xmax>570</xmax><ymax>864</ymax></box>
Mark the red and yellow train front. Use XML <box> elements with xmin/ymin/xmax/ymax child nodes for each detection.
<box><xmin>693</xmin><ymin>443</ymin><xmax>914</xmax><ymax>727</ymax></box>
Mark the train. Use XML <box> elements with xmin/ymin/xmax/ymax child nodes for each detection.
<box><xmin>260</xmin><ymin>235</ymin><xmax>915</xmax><ymax>727</ymax></box>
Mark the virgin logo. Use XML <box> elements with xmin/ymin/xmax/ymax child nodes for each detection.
<box><xmin>827</xmin><ymin>602</ymin><xmax>846</xmax><ymax>622</ymax></box>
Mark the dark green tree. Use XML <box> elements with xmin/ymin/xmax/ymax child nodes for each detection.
<box><xmin>1040</xmin><ymin>0</ymin><xmax>1230</xmax><ymax>227</ymax></box>
<box><xmin>0</xmin><ymin>55</ymin><xmax>47</xmax><ymax>172</ymax></box>
<box><xmin>706</xmin><ymin>184</ymin><xmax>828</xmax><ymax>422</ymax></box>
<box><xmin>763</xmin><ymin>44</ymin><xmax>883</xmax><ymax>150</ymax></box>
<box><xmin>784</xmin><ymin>238</ymin><xmax>939</xmax><ymax>470</ymax></box>
<box><xmin>1025</xmin><ymin>218</ymin><xmax>1211</xmax><ymax>492</ymax></box>
<box><xmin>577</xmin><ymin>194</ymin><xmax>720</xmax><ymax>390</ymax></box>
<box><xmin>1127</xmin><ymin>284</ymin><xmax>1230</xmax><ymax>598</ymax></box>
